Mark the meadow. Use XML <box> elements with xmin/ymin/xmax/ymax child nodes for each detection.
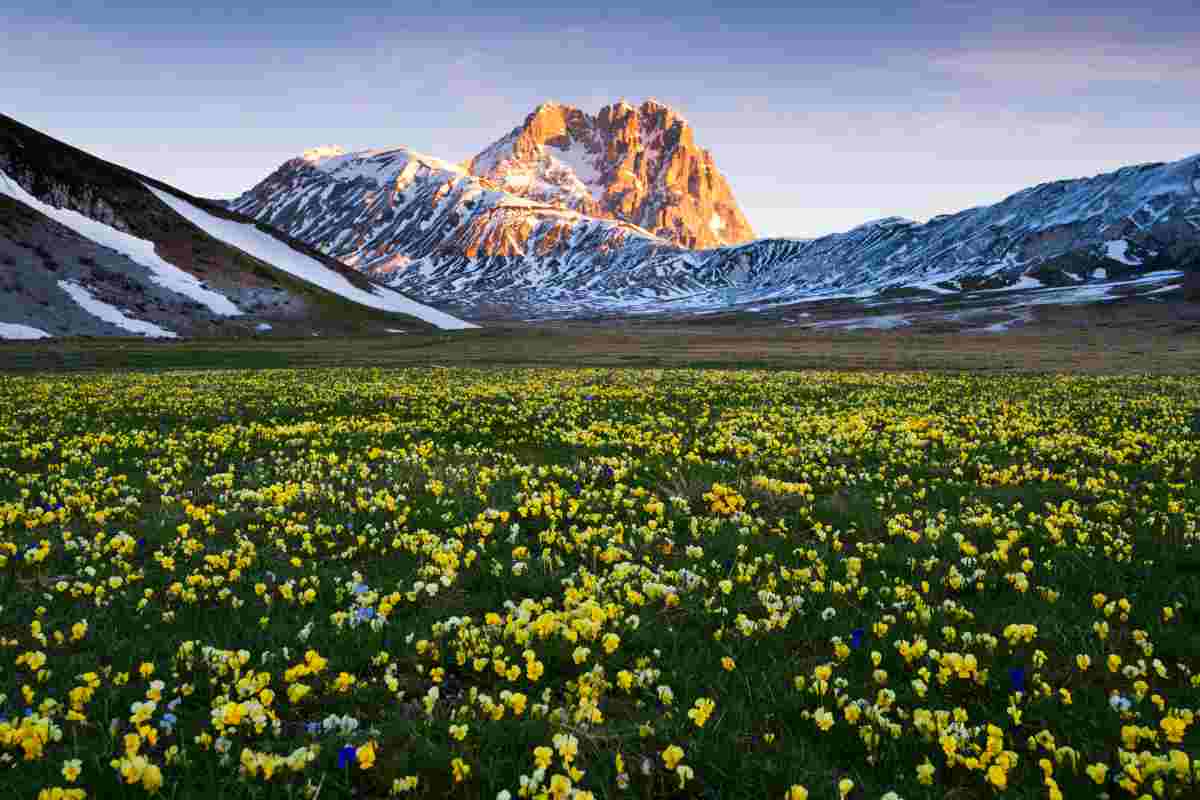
<box><xmin>1</xmin><ymin>366</ymin><xmax>1198</xmax><ymax>800</ymax></box>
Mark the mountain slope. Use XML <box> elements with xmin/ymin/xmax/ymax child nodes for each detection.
<box><xmin>463</xmin><ymin>99</ymin><xmax>756</xmax><ymax>248</ymax></box>
<box><xmin>232</xmin><ymin>133</ymin><xmax>1200</xmax><ymax>322</ymax></box>
<box><xmin>0</xmin><ymin>114</ymin><xmax>476</xmax><ymax>338</ymax></box>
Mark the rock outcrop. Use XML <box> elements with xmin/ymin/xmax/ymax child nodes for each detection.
<box><xmin>465</xmin><ymin>99</ymin><xmax>755</xmax><ymax>249</ymax></box>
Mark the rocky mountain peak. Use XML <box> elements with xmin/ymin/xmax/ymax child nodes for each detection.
<box><xmin>465</xmin><ymin>99</ymin><xmax>754</xmax><ymax>249</ymax></box>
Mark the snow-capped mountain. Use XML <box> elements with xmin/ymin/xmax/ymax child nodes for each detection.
<box><xmin>0</xmin><ymin>114</ymin><xmax>475</xmax><ymax>339</ymax></box>
<box><xmin>231</xmin><ymin>131</ymin><xmax>1199</xmax><ymax>321</ymax></box>
<box><xmin>463</xmin><ymin>99</ymin><xmax>756</xmax><ymax>248</ymax></box>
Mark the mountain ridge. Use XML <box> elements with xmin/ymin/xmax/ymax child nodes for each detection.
<box><xmin>231</xmin><ymin>135</ymin><xmax>1200</xmax><ymax>322</ymax></box>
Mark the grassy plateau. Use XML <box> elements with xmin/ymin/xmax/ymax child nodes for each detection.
<box><xmin>1</xmin><ymin>365</ymin><xmax>1198</xmax><ymax>800</ymax></box>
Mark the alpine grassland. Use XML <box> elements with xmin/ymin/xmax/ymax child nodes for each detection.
<box><xmin>2</xmin><ymin>366</ymin><xmax>1198</xmax><ymax>800</ymax></box>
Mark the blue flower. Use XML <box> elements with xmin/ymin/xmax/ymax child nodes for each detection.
<box><xmin>352</xmin><ymin>583</ymin><xmax>369</xmax><ymax>595</ymax></box>
<box><xmin>354</xmin><ymin>607</ymin><xmax>376</xmax><ymax>623</ymax></box>
<box><xmin>850</xmin><ymin>628</ymin><xmax>865</xmax><ymax>649</ymax></box>
<box><xmin>306</xmin><ymin>722</ymin><xmax>321</xmax><ymax>735</ymax></box>
<box><xmin>1008</xmin><ymin>666</ymin><xmax>1025</xmax><ymax>692</ymax></box>
<box><xmin>337</xmin><ymin>744</ymin><xmax>356</xmax><ymax>769</ymax></box>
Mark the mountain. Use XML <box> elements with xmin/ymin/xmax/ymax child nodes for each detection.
<box><xmin>227</xmin><ymin>142</ymin><xmax>679</xmax><ymax>288</ymax></box>
<box><xmin>0</xmin><ymin>114</ymin><xmax>476</xmax><ymax>339</ymax></box>
<box><xmin>463</xmin><ymin>99</ymin><xmax>755</xmax><ymax>249</ymax></box>
<box><xmin>231</xmin><ymin>130</ymin><xmax>1200</xmax><ymax>323</ymax></box>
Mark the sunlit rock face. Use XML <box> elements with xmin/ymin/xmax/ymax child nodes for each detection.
<box><xmin>465</xmin><ymin>99</ymin><xmax>756</xmax><ymax>249</ymax></box>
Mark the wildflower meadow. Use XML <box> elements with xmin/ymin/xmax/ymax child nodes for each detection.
<box><xmin>1</xmin><ymin>367</ymin><xmax>1197</xmax><ymax>800</ymax></box>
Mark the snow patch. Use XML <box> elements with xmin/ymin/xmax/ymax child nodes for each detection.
<box><xmin>809</xmin><ymin>314</ymin><xmax>911</xmax><ymax>330</ymax></box>
<box><xmin>0</xmin><ymin>169</ymin><xmax>242</xmax><ymax>316</ymax></box>
<box><xmin>144</xmin><ymin>184</ymin><xmax>479</xmax><ymax>330</ymax></box>
<box><xmin>1104</xmin><ymin>240</ymin><xmax>1141</xmax><ymax>265</ymax></box>
<box><xmin>709</xmin><ymin>213</ymin><xmax>725</xmax><ymax>235</ymax></box>
<box><xmin>255</xmin><ymin>323</ymin><xmax>273</xmax><ymax>332</ymax></box>
<box><xmin>1092</xmin><ymin>267</ymin><xmax>1108</xmax><ymax>280</ymax></box>
<box><xmin>0</xmin><ymin>322</ymin><xmax>51</xmax><ymax>340</ymax></box>
<box><xmin>1009</xmin><ymin>274</ymin><xmax>1044</xmax><ymax>290</ymax></box>
<box><xmin>58</xmin><ymin>280</ymin><xmax>177</xmax><ymax>337</ymax></box>
<box><xmin>548</xmin><ymin>142</ymin><xmax>604</xmax><ymax>201</ymax></box>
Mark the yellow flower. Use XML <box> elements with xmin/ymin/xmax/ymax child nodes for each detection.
<box><xmin>138</xmin><ymin>662</ymin><xmax>155</xmax><ymax>679</ymax></box>
<box><xmin>451</xmin><ymin>757</ymin><xmax>471</xmax><ymax>783</ymax></box>
<box><xmin>356</xmin><ymin>741</ymin><xmax>376</xmax><ymax>769</ymax></box>
<box><xmin>786</xmin><ymin>785</ymin><xmax>808</xmax><ymax>800</ymax></box>
<box><xmin>553</xmin><ymin>733</ymin><xmax>579</xmax><ymax>763</ymax></box>
<box><xmin>449</xmin><ymin>723</ymin><xmax>468</xmax><ymax>741</ymax></box>
<box><xmin>1161</xmin><ymin>716</ymin><xmax>1188</xmax><ymax>743</ymax></box>
<box><xmin>61</xmin><ymin>758</ymin><xmax>83</xmax><ymax>782</ymax></box>
<box><xmin>142</xmin><ymin>763</ymin><xmax>163</xmax><ymax>792</ymax></box>
<box><xmin>1075</xmin><ymin>654</ymin><xmax>1090</xmax><ymax>671</ymax></box>
<box><xmin>837</xmin><ymin>778</ymin><xmax>854</xmax><ymax>799</ymax></box>
<box><xmin>661</xmin><ymin>745</ymin><xmax>684</xmax><ymax>770</ymax></box>
<box><xmin>722</xmin><ymin>656</ymin><xmax>736</xmax><ymax>671</ymax></box>
<box><xmin>687</xmin><ymin>698</ymin><xmax>716</xmax><ymax>728</ymax></box>
<box><xmin>534</xmin><ymin>746</ymin><xmax>554</xmax><ymax>769</ymax></box>
<box><xmin>917</xmin><ymin>759</ymin><xmax>935</xmax><ymax>785</ymax></box>
<box><xmin>1085</xmin><ymin>763</ymin><xmax>1108</xmax><ymax>784</ymax></box>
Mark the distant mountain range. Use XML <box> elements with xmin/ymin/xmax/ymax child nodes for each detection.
<box><xmin>230</xmin><ymin>100</ymin><xmax>1200</xmax><ymax>320</ymax></box>
<box><xmin>1</xmin><ymin>104</ymin><xmax>1197</xmax><ymax>338</ymax></box>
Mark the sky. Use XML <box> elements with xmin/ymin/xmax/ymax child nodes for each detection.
<box><xmin>5</xmin><ymin>0</ymin><xmax>1199</xmax><ymax>239</ymax></box>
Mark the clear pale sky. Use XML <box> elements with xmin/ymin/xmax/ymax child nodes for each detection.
<box><xmin>5</xmin><ymin>1</ymin><xmax>1198</xmax><ymax>238</ymax></box>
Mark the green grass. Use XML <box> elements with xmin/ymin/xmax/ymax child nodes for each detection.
<box><xmin>4</xmin><ymin>324</ymin><xmax>1200</xmax><ymax>375</ymax></box>
<box><xmin>0</xmin><ymin>367</ymin><xmax>1197</xmax><ymax>800</ymax></box>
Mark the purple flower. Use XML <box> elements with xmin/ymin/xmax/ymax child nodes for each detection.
<box><xmin>850</xmin><ymin>628</ymin><xmax>865</xmax><ymax>649</ymax></box>
<box><xmin>337</xmin><ymin>744</ymin><xmax>356</xmax><ymax>769</ymax></box>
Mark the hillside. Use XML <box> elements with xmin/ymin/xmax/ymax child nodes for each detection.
<box><xmin>0</xmin><ymin>114</ymin><xmax>476</xmax><ymax>339</ymax></box>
